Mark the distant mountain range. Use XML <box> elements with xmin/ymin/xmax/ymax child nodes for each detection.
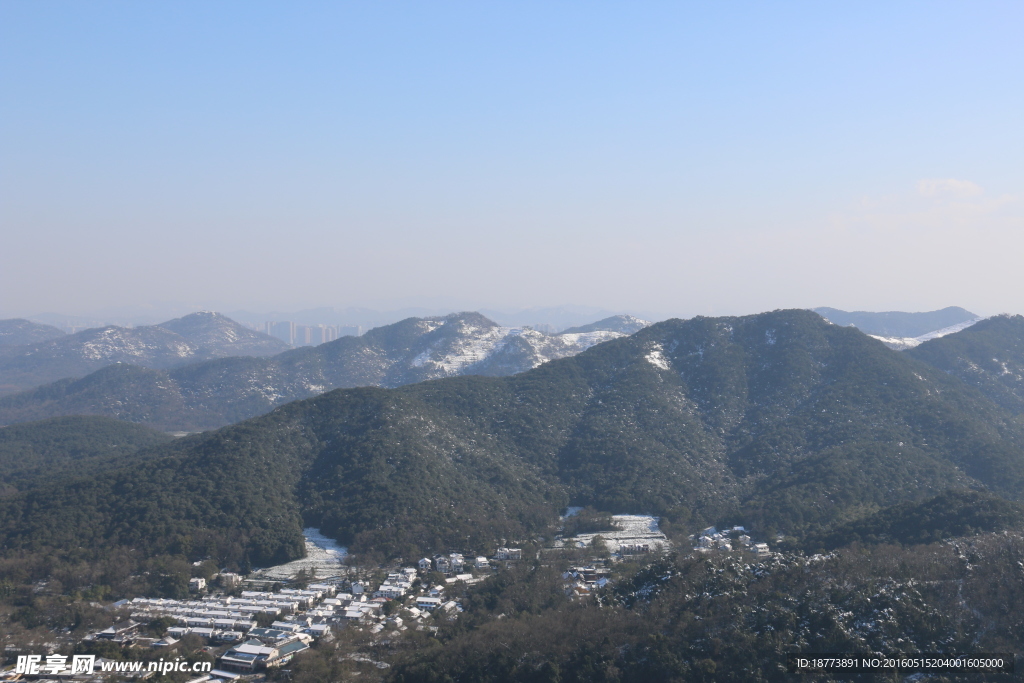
<box><xmin>0</xmin><ymin>312</ymin><xmax>650</xmax><ymax>430</ymax></box>
<box><xmin>0</xmin><ymin>319</ymin><xmax>66</xmax><ymax>347</ymax></box>
<box><xmin>814</xmin><ymin>305</ymin><xmax>980</xmax><ymax>337</ymax></box>
<box><xmin>224</xmin><ymin>304</ymin><xmax>632</xmax><ymax>333</ymax></box>
<box><xmin>0</xmin><ymin>312</ymin><xmax>290</xmax><ymax>396</ymax></box>
<box><xmin>4</xmin><ymin>308</ymin><xmax>1024</xmax><ymax>566</ymax></box>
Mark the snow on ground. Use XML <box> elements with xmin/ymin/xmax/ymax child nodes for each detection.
<box><xmin>645</xmin><ymin>344</ymin><xmax>670</xmax><ymax>370</ymax></box>
<box><xmin>252</xmin><ymin>528</ymin><xmax>348</xmax><ymax>581</ymax></box>
<box><xmin>414</xmin><ymin>325</ymin><xmax>626</xmax><ymax>376</ymax></box>
<box><xmin>566</xmin><ymin>515</ymin><xmax>670</xmax><ymax>553</ymax></box>
<box><xmin>870</xmin><ymin>317</ymin><xmax>985</xmax><ymax>350</ymax></box>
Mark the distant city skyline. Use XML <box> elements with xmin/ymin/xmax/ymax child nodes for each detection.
<box><xmin>2</xmin><ymin>3</ymin><xmax>1021</xmax><ymax>319</ymax></box>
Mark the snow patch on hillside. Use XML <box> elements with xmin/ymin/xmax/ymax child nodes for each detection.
<box><xmin>871</xmin><ymin>317</ymin><xmax>985</xmax><ymax>350</ymax></box>
<box><xmin>645</xmin><ymin>344</ymin><xmax>671</xmax><ymax>370</ymax></box>
<box><xmin>254</xmin><ymin>528</ymin><xmax>347</xmax><ymax>580</ymax></box>
<box><xmin>413</xmin><ymin>326</ymin><xmax>626</xmax><ymax>376</ymax></box>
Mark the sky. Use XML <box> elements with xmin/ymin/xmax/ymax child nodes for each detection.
<box><xmin>2</xmin><ymin>1</ymin><xmax>1022</xmax><ymax>323</ymax></box>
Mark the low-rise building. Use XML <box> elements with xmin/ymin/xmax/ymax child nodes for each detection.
<box><xmin>416</xmin><ymin>597</ymin><xmax>442</xmax><ymax>611</ymax></box>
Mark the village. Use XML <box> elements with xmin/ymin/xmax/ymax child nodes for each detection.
<box><xmin>2</xmin><ymin>516</ymin><xmax>775</xmax><ymax>682</ymax></box>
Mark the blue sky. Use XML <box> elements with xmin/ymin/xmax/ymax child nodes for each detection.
<box><xmin>2</xmin><ymin>1</ymin><xmax>1022</xmax><ymax>320</ymax></box>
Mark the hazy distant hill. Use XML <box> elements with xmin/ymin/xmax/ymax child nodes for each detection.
<box><xmin>0</xmin><ymin>312</ymin><xmax>289</xmax><ymax>395</ymax></box>
<box><xmin>0</xmin><ymin>319</ymin><xmax>65</xmax><ymax>347</ymax></box>
<box><xmin>907</xmin><ymin>314</ymin><xmax>1024</xmax><ymax>415</ymax></box>
<box><xmin>814</xmin><ymin>306</ymin><xmax>978</xmax><ymax>338</ymax></box>
<box><xmin>561</xmin><ymin>315</ymin><xmax>650</xmax><ymax>335</ymax></box>
<box><xmin>0</xmin><ymin>312</ymin><xmax>646</xmax><ymax>430</ymax></box>
<box><xmin>4</xmin><ymin>309</ymin><xmax>1023</xmax><ymax>565</ymax></box>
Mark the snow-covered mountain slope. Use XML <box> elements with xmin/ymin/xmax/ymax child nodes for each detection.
<box><xmin>400</xmin><ymin>313</ymin><xmax>644</xmax><ymax>380</ymax></box>
<box><xmin>869</xmin><ymin>317</ymin><xmax>985</xmax><ymax>350</ymax></box>
<box><xmin>0</xmin><ymin>311</ymin><xmax>650</xmax><ymax>430</ymax></box>
<box><xmin>0</xmin><ymin>312</ymin><xmax>289</xmax><ymax>395</ymax></box>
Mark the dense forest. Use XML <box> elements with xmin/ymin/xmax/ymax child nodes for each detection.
<box><xmin>908</xmin><ymin>314</ymin><xmax>1024</xmax><ymax>414</ymax></box>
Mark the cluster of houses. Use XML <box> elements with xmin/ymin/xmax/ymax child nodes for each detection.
<box><xmin>415</xmin><ymin>547</ymin><xmax>522</xmax><ymax>574</ymax></box>
<box><xmin>374</xmin><ymin>567</ymin><xmax>418</xmax><ymax>599</ymax></box>
<box><xmin>217</xmin><ymin>628</ymin><xmax>312</xmax><ymax>674</ymax></box>
<box><xmin>562</xmin><ymin>565</ymin><xmax>611</xmax><ymax>597</ymax></box>
<box><xmin>108</xmin><ymin>583</ymin><xmax>389</xmax><ymax>673</ymax></box>
<box><xmin>692</xmin><ymin>526</ymin><xmax>770</xmax><ymax>556</ymax></box>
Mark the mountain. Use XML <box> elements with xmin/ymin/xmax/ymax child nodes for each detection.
<box><xmin>0</xmin><ymin>312</ymin><xmax>636</xmax><ymax>431</ymax></box>
<box><xmin>561</xmin><ymin>315</ymin><xmax>650</xmax><ymax>335</ymax></box>
<box><xmin>4</xmin><ymin>309</ymin><xmax>1024</xmax><ymax>567</ymax></box>
<box><xmin>0</xmin><ymin>319</ymin><xmax>66</xmax><ymax>347</ymax></box>
<box><xmin>907</xmin><ymin>314</ymin><xmax>1024</xmax><ymax>415</ymax></box>
<box><xmin>814</xmin><ymin>306</ymin><xmax>979</xmax><ymax>338</ymax></box>
<box><xmin>0</xmin><ymin>312</ymin><xmax>290</xmax><ymax>396</ymax></box>
<box><xmin>0</xmin><ymin>415</ymin><xmax>173</xmax><ymax>494</ymax></box>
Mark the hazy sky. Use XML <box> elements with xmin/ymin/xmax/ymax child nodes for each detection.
<box><xmin>2</xmin><ymin>1</ymin><xmax>1022</xmax><ymax>321</ymax></box>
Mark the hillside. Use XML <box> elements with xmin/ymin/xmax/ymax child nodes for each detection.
<box><xmin>0</xmin><ymin>319</ymin><xmax>65</xmax><ymax>347</ymax></box>
<box><xmin>383</xmin><ymin>534</ymin><xmax>1024</xmax><ymax>683</ymax></box>
<box><xmin>907</xmin><ymin>314</ymin><xmax>1024</xmax><ymax>415</ymax></box>
<box><xmin>0</xmin><ymin>312</ymin><xmax>641</xmax><ymax>431</ymax></box>
<box><xmin>801</xmin><ymin>489</ymin><xmax>1024</xmax><ymax>551</ymax></box>
<box><xmin>3</xmin><ymin>309</ymin><xmax>1024</xmax><ymax>568</ymax></box>
<box><xmin>814</xmin><ymin>306</ymin><xmax>979</xmax><ymax>337</ymax></box>
<box><xmin>0</xmin><ymin>312</ymin><xmax>289</xmax><ymax>395</ymax></box>
<box><xmin>0</xmin><ymin>415</ymin><xmax>173</xmax><ymax>494</ymax></box>
<box><xmin>561</xmin><ymin>315</ymin><xmax>650</xmax><ymax>335</ymax></box>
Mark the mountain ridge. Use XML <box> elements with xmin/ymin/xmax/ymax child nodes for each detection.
<box><xmin>0</xmin><ymin>312</ymin><xmax>290</xmax><ymax>395</ymax></box>
<box><xmin>0</xmin><ymin>319</ymin><xmax>66</xmax><ymax>347</ymax></box>
<box><xmin>0</xmin><ymin>311</ymin><xmax>648</xmax><ymax>430</ymax></box>
<box><xmin>3</xmin><ymin>309</ymin><xmax>1023</xmax><ymax>566</ymax></box>
<box><xmin>814</xmin><ymin>306</ymin><xmax>979</xmax><ymax>337</ymax></box>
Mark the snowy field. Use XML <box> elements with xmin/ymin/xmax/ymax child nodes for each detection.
<box><xmin>252</xmin><ymin>528</ymin><xmax>348</xmax><ymax>581</ymax></box>
<box><xmin>566</xmin><ymin>515</ymin><xmax>670</xmax><ymax>553</ymax></box>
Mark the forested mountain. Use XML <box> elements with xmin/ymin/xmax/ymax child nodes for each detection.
<box><xmin>814</xmin><ymin>306</ymin><xmax>978</xmax><ymax>337</ymax></box>
<box><xmin>0</xmin><ymin>312</ymin><xmax>289</xmax><ymax>395</ymax></box>
<box><xmin>0</xmin><ymin>312</ymin><xmax>642</xmax><ymax>431</ymax></box>
<box><xmin>0</xmin><ymin>415</ymin><xmax>172</xmax><ymax>494</ymax></box>
<box><xmin>0</xmin><ymin>319</ymin><xmax>65</xmax><ymax>347</ymax></box>
<box><xmin>907</xmin><ymin>314</ymin><xmax>1024</xmax><ymax>415</ymax></box>
<box><xmin>3</xmin><ymin>309</ymin><xmax>1024</xmax><ymax>570</ymax></box>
